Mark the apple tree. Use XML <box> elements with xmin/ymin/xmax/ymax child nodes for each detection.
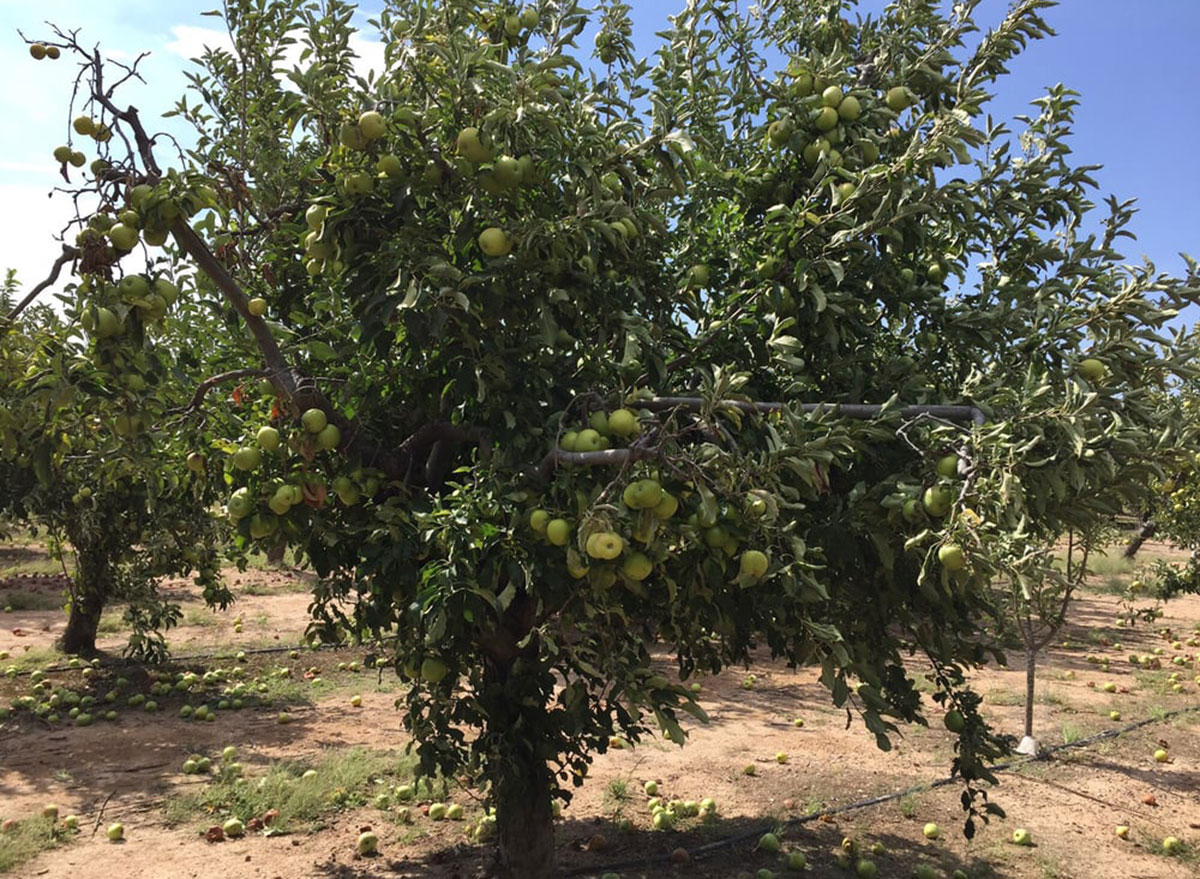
<box><xmin>0</xmin><ymin>265</ymin><xmax>229</xmax><ymax>659</ymax></box>
<box><xmin>19</xmin><ymin>0</ymin><xmax>1200</xmax><ymax>875</ymax></box>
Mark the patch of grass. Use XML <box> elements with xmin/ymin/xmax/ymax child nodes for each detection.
<box><xmin>896</xmin><ymin>794</ymin><xmax>919</xmax><ymax>818</ymax></box>
<box><xmin>97</xmin><ymin>611</ymin><xmax>126</xmax><ymax>634</ymax></box>
<box><xmin>181</xmin><ymin>606</ymin><xmax>221</xmax><ymax>628</ymax></box>
<box><xmin>1034</xmin><ymin>686</ymin><xmax>1068</xmax><ymax>708</ymax></box>
<box><xmin>239</xmin><ymin>577</ymin><xmax>311</xmax><ymax>596</ymax></box>
<box><xmin>1036</xmin><ymin>853</ymin><xmax>1066</xmax><ymax>879</ymax></box>
<box><xmin>0</xmin><ymin>815</ymin><xmax>74</xmax><ymax>873</ymax></box>
<box><xmin>983</xmin><ymin>688</ymin><xmax>1023</xmax><ymax>706</ymax></box>
<box><xmin>164</xmin><ymin>747</ymin><xmax>416</xmax><ymax>833</ymax></box>
<box><xmin>605</xmin><ymin>778</ymin><xmax>630</xmax><ymax>806</ymax></box>
<box><xmin>803</xmin><ymin>798</ymin><xmax>823</xmax><ymax>816</ymax></box>
<box><xmin>1060</xmin><ymin>723</ymin><xmax>1085</xmax><ymax>744</ymax></box>
<box><xmin>0</xmin><ymin>588</ymin><xmax>64</xmax><ymax>611</ymax></box>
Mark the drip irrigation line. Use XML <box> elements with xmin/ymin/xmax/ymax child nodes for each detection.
<box><xmin>565</xmin><ymin>704</ymin><xmax>1200</xmax><ymax>877</ymax></box>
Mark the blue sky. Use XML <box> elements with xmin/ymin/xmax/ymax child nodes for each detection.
<box><xmin>2</xmin><ymin>0</ymin><xmax>1196</xmax><ymax>303</ymax></box>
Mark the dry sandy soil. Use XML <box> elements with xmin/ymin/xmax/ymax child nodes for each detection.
<box><xmin>1</xmin><ymin>542</ymin><xmax>1197</xmax><ymax>879</ymax></box>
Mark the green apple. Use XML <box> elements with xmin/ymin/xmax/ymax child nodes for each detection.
<box><xmin>1109</xmin><ymin>710</ymin><xmax>1121</xmax><ymax>721</ymax></box>
<box><xmin>938</xmin><ymin>544</ymin><xmax>966</xmax><ymax>571</ymax></box>
<box><xmin>815</xmin><ymin>106</ymin><xmax>840</xmax><ymax>131</ymax></box>
<box><xmin>1115</xmin><ymin>825</ymin><xmax>1129</xmax><ymax>839</ymax></box>
<box><xmin>223</xmin><ymin>817</ymin><xmax>245</xmax><ymax>837</ymax></box>
<box><xmin>256</xmin><ymin>426</ymin><xmax>280</xmax><ymax>450</ymax></box>
<box><xmin>653</xmin><ymin>492</ymin><xmax>679</xmax><ymax>519</ymax></box>
<box><xmin>421</xmin><ymin>658</ymin><xmax>449</xmax><ymax>684</ymax></box>
<box><xmin>42</xmin><ymin>805</ymin><xmax>59</xmax><ymax>821</ymax></box>
<box><xmin>886</xmin><ymin>86</ymin><xmax>910</xmax><ymax>111</ymax></box>
<box><xmin>936</xmin><ymin>454</ymin><xmax>960</xmax><ymax>479</ymax></box>
<box><xmin>1154</xmin><ymin>748</ymin><xmax>1169</xmax><ymax>762</ymax></box>
<box><xmin>108</xmin><ymin>223</ymin><xmax>139</xmax><ymax>250</ymax></box>
<box><xmin>357</xmin><ymin>830</ymin><xmax>379</xmax><ymax>854</ymax></box>
<box><xmin>585</xmin><ymin>531</ymin><xmax>624</xmax><ymax>560</ymax></box>
<box><xmin>1078</xmin><ymin>358</ymin><xmax>1105</xmax><ymax>382</ymax></box>
<box><xmin>247</xmin><ymin>297</ymin><xmax>267</xmax><ymax>316</ymax></box>
<box><xmin>376</xmin><ymin>154</ymin><xmax>403</xmax><ymax>178</ymax></box>
<box><xmin>301</xmin><ymin>408</ymin><xmax>328</xmax><ymax>433</ymax></box>
<box><xmin>63</xmin><ymin>814</ymin><xmax>80</xmax><ymax>831</ymax></box>
<box><xmin>837</xmin><ymin>95</ymin><xmax>862</xmax><ymax>120</ymax></box>
<box><xmin>622</xmin><ymin>553</ymin><xmax>653</xmax><ymax>581</ymax></box>
<box><xmin>943</xmin><ymin>711</ymin><xmax>965</xmax><ymax>733</ymax></box>
<box><xmin>758</xmin><ymin>833</ymin><xmax>780</xmax><ymax>854</ymax></box>
<box><xmin>785</xmin><ymin>851</ymin><xmax>807</xmax><ymax>871</ymax></box>
<box><xmin>1162</xmin><ymin>836</ymin><xmax>1181</xmax><ymax>853</ymax></box>
<box><xmin>429</xmin><ymin>802</ymin><xmax>448</xmax><ymax>820</ymax></box>
<box><xmin>855</xmin><ymin>860</ymin><xmax>878</xmax><ymax>879</ymax></box>
<box><xmin>358</xmin><ymin>110</ymin><xmax>385</xmax><ymax>140</ymax></box>
<box><xmin>446</xmin><ymin>803</ymin><xmax>464</xmax><ymax>820</ymax></box>
<box><xmin>305</xmin><ymin>204</ymin><xmax>327</xmax><ymax>229</ymax></box>
<box><xmin>739</xmin><ymin>550</ymin><xmax>769</xmax><ymax>579</ymax></box>
<box><xmin>607</xmin><ymin>408</ymin><xmax>639</xmax><ymax>437</ymax></box>
<box><xmin>343</xmin><ymin>172</ymin><xmax>372</xmax><ymax>195</ymax></box>
<box><xmin>530</xmin><ymin>509</ymin><xmax>550</xmax><ymax>533</ymax></box>
<box><xmin>913</xmin><ymin>866</ymin><xmax>937</xmax><ymax>879</ymax></box>
<box><xmin>546</xmin><ymin>518</ymin><xmax>571</xmax><ymax>546</ymax></box>
<box><xmin>652</xmin><ymin>810</ymin><xmax>672</xmax><ymax>831</ymax></box>
<box><xmin>456</xmin><ymin>127</ymin><xmax>492</xmax><ymax>163</ymax></box>
<box><xmin>644</xmin><ymin>780</ymin><xmax>658</xmax><ymax>796</ymax></box>
<box><xmin>923</xmin><ymin>485</ymin><xmax>953</xmax><ymax>517</ymax></box>
<box><xmin>1011</xmin><ymin>828</ymin><xmax>1032</xmax><ymax>846</ymax></box>
<box><xmin>107</xmin><ymin>822</ymin><xmax>124</xmax><ymax>841</ymax></box>
<box><xmin>316</xmin><ymin>423</ymin><xmax>341</xmax><ymax>450</ymax></box>
<box><xmin>923</xmin><ymin>821</ymin><xmax>939</xmax><ymax>839</ymax></box>
<box><xmin>232</xmin><ymin>446</ymin><xmax>262</xmax><ymax>471</ymax></box>
<box><xmin>479</xmin><ymin>227</ymin><xmax>512</xmax><ymax>257</ymax></box>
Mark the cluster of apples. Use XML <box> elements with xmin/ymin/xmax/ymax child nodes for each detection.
<box><xmin>642</xmin><ymin>779</ymin><xmax>718</xmax><ymax>832</ymax></box>
<box><xmin>222</xmin><ymin>408</ymin><xmax>369</xmax><ymax>538</ymax></box>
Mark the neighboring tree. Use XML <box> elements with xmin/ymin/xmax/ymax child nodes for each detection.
<box><xmin>0</xmin><ymin>278</ymin><xmax>228</xmax><ymax>659</ymax></box>
<box><xmin>17</xmin><ymin>1</ymin><xmax>1200</xmax><ymax>876</ymax></box>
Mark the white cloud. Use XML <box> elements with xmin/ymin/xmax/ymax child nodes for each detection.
<box><xmin>0</xmin><ymin>184</ymin><xmax>81</xmax><ymax>304</ymax></box>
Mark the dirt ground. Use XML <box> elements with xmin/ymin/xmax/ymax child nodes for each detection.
<box><xmin>1</xmin><ymin>542</ymin><xmax>1197</xmax><ymax>879</ymax></box>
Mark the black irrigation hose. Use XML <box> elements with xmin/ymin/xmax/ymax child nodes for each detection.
<box><xmin>565</xmin><ymin>704</ymin><xmax>1200</xmax><ymax>877</ymax></box>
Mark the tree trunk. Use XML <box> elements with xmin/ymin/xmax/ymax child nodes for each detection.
<box><xmin>480</xmin><ymin>642</ymin><xmax>556</xmax><ymax>879</ymax></box>
<box><xmin>60</xmin><ymin>586</ymin><xmax>104</xmax><ymax>656</ymax></box>
<box><xmin>1123</xmin><ymin>519</ymin><xmax>1156</xmax><ymax>559</ymax></box>
<box><xmin>59</xmin><ymin>519</ymin><xmax>112</xmax><ymax>657</ymax></box>
<box><xmin>1024</xmin><ymin>646</ymin><xmax>1037</xmax><ymax>739</ymax></box>
<box><xmin>493</xmin><ymin>751</ymin><xmax>556</xmax><ymax>879</ymax></box>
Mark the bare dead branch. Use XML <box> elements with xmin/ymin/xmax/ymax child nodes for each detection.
<box><xmin>5</xmin><ymin>245</ymin><xmax>78</xmax><ymax>322</ymax></box>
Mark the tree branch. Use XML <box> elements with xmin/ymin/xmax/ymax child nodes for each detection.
<box><xmin>636</xmin><ymin>397</ymin><xmax>987</xmax><ymax>425</ymax></box>
<box><xmin>170</xmin><ymin>368</ymin><xmax>269</xmax><ymax>415</ymax></box>
<box><xmin>5</xmin><ymin>246</ymin><xmax>78</xmax><ymax>322</ymax></box>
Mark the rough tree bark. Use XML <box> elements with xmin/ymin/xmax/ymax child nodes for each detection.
<box><xmin>1023</xmin><ymin>645</ymin><xmax>1037</xmax><ymax>739</ymax></box>
<box><xmin>59</xmin><ymin>520</ymin><xmax>112</xmax><ymax>656</ymax></box>
<box><xmin>1123</xmin><ymin>518</ymin><xmax>1157</xmax><ymax>559</ymax></box>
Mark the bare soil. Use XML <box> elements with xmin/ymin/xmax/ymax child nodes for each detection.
<box><xmin>2</xmin><ymin>542</ymin><xmax>1198</xmax><ymax>879</ymax></box>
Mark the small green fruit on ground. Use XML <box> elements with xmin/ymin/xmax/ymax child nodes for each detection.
<box><xmin>1012</xmin><ymin>828</ymin><xmax>1032</xmax><ymax>846</ymax></box>
<box><xmin>1115</xmin><ymin>825</ymin><xmax>1129</xmax><ymax>839</ymax></box>
<box><xmin>758</xmin><ymin>832</ymin><xmax>780</xmax><ymax>854</ymax></box>
<box><xmin>855</xmin><ymin>859</ymin><xmax>878</xmax><ymax>879</ymax></box>
<box><xmin>923</xmin><ymin>821</ymin><xmax>939</xmax><ymax>839</ymax></box>
<box><xmin>1162</xmin><ymin>836</ymin><xmax>1181</xmax><ymax>853</ymax></box>
<box><xmin>223</xmin><ymin>818</ymin><xmax>245</xmax><ymax>837</ymax></box>
<box><xmin>785</xmin><ymin>851</ymin><xmax>807</xmax><ymax>871</ymax></box>
<box><xmin>357</xmin><ymin>830</ymin><xmax>379</xmax><ymax>854</ymax></box>
<box><xmin>644</xmin><ymin>780</ymin><xmax>658</xmax><ymax>796</ymax></box>
<box><xmin>107</xmin><ymin>822</ymin><xmax>124</xmax><ymax>841</ymax></box>
<box><xmin>1154</xmin><ymin>748</ymin><xmax>1169</xmax><ymax>763</ymax></box>
<box><xmin>429</xmin><ymin>803</ymin><xmax>448</xmax><ymax>820</ymax></box>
